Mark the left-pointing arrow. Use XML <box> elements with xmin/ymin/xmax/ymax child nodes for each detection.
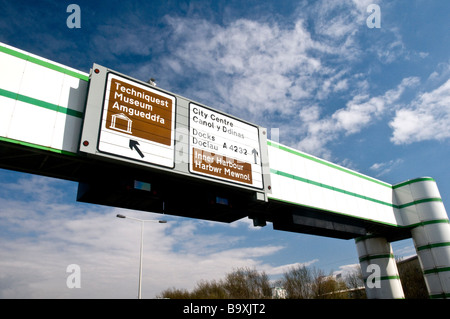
<box><xmin>129</xmin><ymin>139</ymin><xmax>144</xmax><ymax>158</ymax></box>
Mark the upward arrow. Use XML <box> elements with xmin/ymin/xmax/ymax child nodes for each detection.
<box><xmin>252</xmin><ymin>148</ymin><xmax>258</xmax><ymax>164</ymax></box>
<box><xmin>129</xmin><ymin>139</ymin><xmax>144</xmax><ymax>158</ymax></box>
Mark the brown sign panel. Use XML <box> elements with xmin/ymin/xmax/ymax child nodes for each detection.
<box><xmin>192</xmin><ymin>147</ymin><xmax>253</xmax><ymax>184</ymax></box>
<box><xmin>105</xmin><ymin>78</ymin><xmax>173</xmax><ymax>146</ymax></box>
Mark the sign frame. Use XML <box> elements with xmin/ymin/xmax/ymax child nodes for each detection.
<box><xmin>79</xmin><ymin>64</ymin><xmax>177</xmax><ymax>170</ymax></box>
<box><xmin>188</xmin><ymin>102</ymin><xmax>264</xmax><ymax>190</ymax></box>
<box><xmin>79</xmin><ymin>63</ymin><xmax>272</xmax><ymax>199</ymax></box>
<box><xmin>97</xmin><ymin>72</ymin><xmax>177</xmax><ymax>168</ymax></box>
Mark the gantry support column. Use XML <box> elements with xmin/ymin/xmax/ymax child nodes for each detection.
<box><xmin>355</xmin><ymin>236</ymin><xmax>405</xmax><ymax>299</ymax></box>
<box><xmin>394</xmin><ymin>177</ymin><xmax>450</xmax><ymax>299</ymax></box>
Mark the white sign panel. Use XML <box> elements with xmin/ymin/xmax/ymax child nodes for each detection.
<box><xmin>189</xmin><ymin>103</ymin><xmax>263</xmax><ymax>189</ymax></box>
<box><xmin>98</xmin><ymin>73</ymin><xmax>176</xmax><ymax>168</ymax></box>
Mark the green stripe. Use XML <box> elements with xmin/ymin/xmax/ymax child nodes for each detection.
<box><xmin>408</xmin><ymin>219</ymin><xmax>450</xmax><ymax>228</ymax></box>
<box><xmin>0</xmin><ymin>88</ymin><xmax>84</xmax><ymax>118</ymax></box>
<box><xmin>0</xmin><ymin>136</ymin><xmax>77</xmax><ymax>156</ymax></box>
<box><xmin>380</xmin><ymin>275</ymin><xmax>401</xmax><ymax>281</ymax></box>
<box><xmin>0</xmin><ymin>88</ymin><xmax>16</xmax><ymax>99</ymax></box>
<box><xmin>267</xmin><ymin>141</ymin><xmax>440</xmax><ymax>195</ymax></box>
<box><xmin>359</xmin><ymin>253</ymin><xmax>394</xmax><ymax>263</ymax></box>
<box><xmin>267</xmin><ymin>196</ymin><xmax>399</xmax><ymax>228</ymax></box>
<box><xmin>271</xmin><ymin>168</ymin><xmax>394</xmax><ymax>208</ymax></box>
<box><xmin>429</xmin><ymin>293</ymin><xmax>450</xmax><ymax>299</ymax></box>
<box><xmin>393</xmin><ymin>177</ymin><xmax>436</xmax><ymax>189</ymax></box>
<box><xmin>397</xmin><ymin>197</ymin><xmax>443</xmax><ymax>209</ymax></box>
<box><xmin>417</xmin><ymin>242</ymin><xmax>450</xmax><ymax>251</ymax></box>
<box><xmin>267</xmin><ymin>140</ymin><xmax>391</xmax><ymax>188</ymax></box>
<box><xmin>423</xmin><ymin>267</ymin><xmax>450</xmax><ymax>275</ymax></box>
<box><xmin>271</xmin><ymin>168</ymin><xmax>443</xmax><ymax>212</ymax></box>
<box><xmin>364</xmin><ymin>275</ymin><xmax>401</xmax><ymax>283</ymax></box>
<box><xmin>0</xmin><ymin>44</ymin><xmax>89</xmax><ymax>82</ymax></box>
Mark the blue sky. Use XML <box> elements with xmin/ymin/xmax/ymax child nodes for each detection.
<box><xmin>0</xmin><ymin>0</ymin><xmax>449</xmax><ymax>298</ymax></box>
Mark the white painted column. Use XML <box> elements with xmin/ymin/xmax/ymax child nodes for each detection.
<box><xmin>355</xmin><ymin>236</ymin><xmax>405</xmax><ymax>299</ymax></box>
<box><xmin>398</xmin><ymin>178</ymin><xmax>450</xmax><ymax>299</ymax></box>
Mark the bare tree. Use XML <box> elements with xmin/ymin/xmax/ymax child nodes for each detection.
<box><xmin>311</xmin><ymin>270</ymin><xmax>348</xmax><ymax>299</ymax></box>
<box><xmin>223</xmin><ymin>267</ymin><xmax>272</xmax><ymax>299</ymax></box>
<box><xmin>157</xmin><ymin>265</ymin><xmax>372</xmax><ymax>299</ymax></box>
<box><xmin>281</xmin><ymin>265</ymin><xmax>356</xmax><ymax>299</ymax></box>
<box><xmin>344</xmin><ymin>266</ymin><xmax>366</xmax><ymax>299</ymax></box>
<box><xmin>157</xmin><ymin>267</ymin><xmax>271</xmax><ymax>299</ymax></box>
<box><xmin>397</xmin><ymin>257</ymin><xmax>428</xmax><ymax>299</ymax></box>
<box><xmin>157</xmin><ymin>287</ymin><xmax>191</xmax><ymax>299</ymax></box>
<box><xmin>191</xmin><ymin>279</ymin><xmax>228</xmax><ymax>299</ymax></box>
<box><xmin>281</xmin><ymin>265</ymin><xmax>313</xmax><ymax>299</ymax></box>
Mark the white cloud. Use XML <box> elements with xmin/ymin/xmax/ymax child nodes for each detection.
<box><xmin>0</xmin><ymin>174</ymin><xmax>301</xmax><ymax>298</ymax></box>
<box><xmin>370</xmin><ymin>158</ymin><xmax>404</xmax><ymax>177</ymax></box>
<box><xmin>333</xmin><ymin>263</ymin><xmax>361</xmax><ymax>278</ymax></box>
<box><xmin>146</xmin><ymin>0</ymin><xmax>385</xmax><ymax>125</ymax></box>
<box><xmin>390</xmin><ymin>79</ymin><xmax>450</xmax><ymax>144</ymax></box>
<box><xmin>375</xmin><ymin>31</ymin><xmax>405</xmax><ymax>64</ymax></box>
<box><xmin>333</xmin><ymin>76</ymin><xmax>419</xmax><ymax>135</ymax></box>
<box><xmin>393</xmin><ymin>244</ymin><xmax>416</xmax><ymax>260</ymax></box>
<box><xmin>264</xmin><ymin>259</ymin><xmax>319</xmax><ymax>276</ymax></box>
<box><xmin>161</xmin><ymin>16</ymin><xmax>327</xmax><ymax>118</ymax></box>
<box><xmin>104</xmin><ymin>0</ymin><xmax>419</xmax><ymax>161</ymax></box>
<box><xmin>296</xmin><ymin>77</ymin><xmax>419</xmax><ymax>158</ymax></box>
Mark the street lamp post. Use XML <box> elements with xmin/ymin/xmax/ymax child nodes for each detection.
<box><xmin>116</xmin><ymin>214</ymin><xmax>167</xmax><ymax>299</ymax></box>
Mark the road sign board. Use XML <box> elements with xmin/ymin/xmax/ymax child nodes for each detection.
<box><xmin>189</xmin><ymin>102</ymin><xmax>263</xmax><ymax>189</ymax></box>
<box><xmin>80</xmin><ymin>64</ymin><xmax>270</xmax><ymax>195</ymax></box>
<box><xmin>97</xmin><ymin>73</ymin><xmax>176</xmax><ymax>168</ymax></box>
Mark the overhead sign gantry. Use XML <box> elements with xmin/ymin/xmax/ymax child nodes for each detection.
<box><xmin>77</xmin><ymin>63</ymin><xmax>271</xmax><ymax>223</ymax></box>
<box><xmin>1</xmin><ymin>42</ymin><xmax>449</xmax><ymax>299</ymax></box>
<box><xmin>79</xmin><ymin>64</ymin><xmax>270</xmax><ymax>192</ymax></box>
